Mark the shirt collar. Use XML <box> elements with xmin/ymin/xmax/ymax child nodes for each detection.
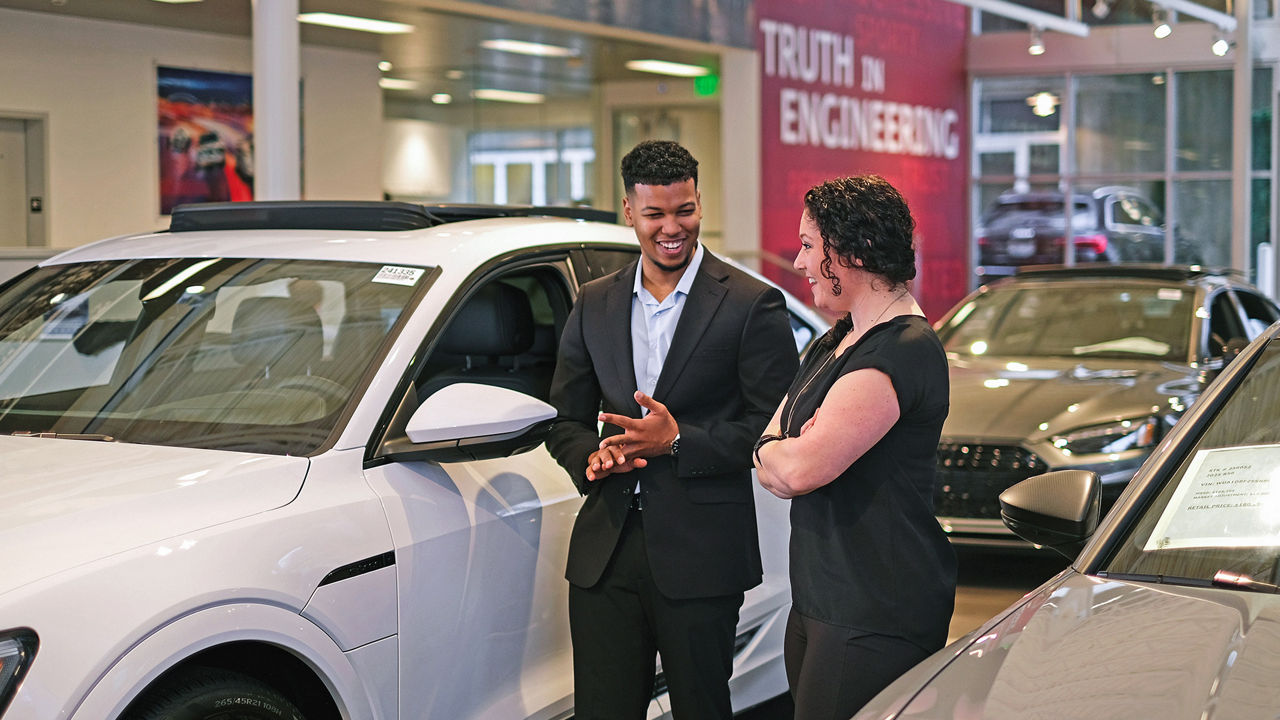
<box><xmin>633</xmin><ymin>242</ymin><xmax>705</xmax><ymax>299</ymax></box>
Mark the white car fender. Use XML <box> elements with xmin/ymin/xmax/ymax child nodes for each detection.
<box><xmin>69</xmin><ymin>601</ymin><xmax>380</xmax><ymax>720</ymax></box>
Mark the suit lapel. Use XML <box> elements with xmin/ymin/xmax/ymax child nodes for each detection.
<box><xmin>603</xmin><ymin>263</ymin><xmax>642</xmax><ymax>415</ymax></box>
<box><xmin>653</xmin><ymin>252</ymin><xmax>728</xmax><ymax>400</ymax></box>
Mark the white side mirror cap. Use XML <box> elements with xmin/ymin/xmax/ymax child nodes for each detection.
<box><xmin>406</xmin><ymin>382</ymin><xmax>556</xmax><ymax>444</ymax></box>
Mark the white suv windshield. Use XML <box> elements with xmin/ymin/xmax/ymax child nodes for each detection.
<box><xmin>0</xmin><ymin>258</ymin><xmax>429</xmax><ymax>454</ymax></box>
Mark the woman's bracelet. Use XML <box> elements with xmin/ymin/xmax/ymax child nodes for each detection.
<box><xmin>753</xmin><ymin>433</ymin><xmax>786</xmax><ymax>465</ymax></box>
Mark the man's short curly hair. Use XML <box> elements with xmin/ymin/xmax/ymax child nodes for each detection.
<box><xmin>803</xmin><ymin>175</ymin><xmax>917</xmax><ymax>295</ymax></box>
<box><xmin>620</xmin><ymin>140</ymin><xmax>699</xmax><ymax>192</ymax></box>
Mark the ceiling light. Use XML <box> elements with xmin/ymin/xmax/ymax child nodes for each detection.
<box><xmin>471</xmin><ymin>88</ymin><xmax>545</xmax><ymax>104</ymax></box>
<box><xmin>152</xmin><ymin>0</ymin><xmax>204</xmax><ymax>3</ymax></box>
<box><xmin>1091</xmin><ymin>0</ymin><xmax>1112</xmax><ymax>19</ymax></box>
<box><xmin>1026</xmin><ymin>91</ymin><xmax>1060</xmax><ymax>117</ymax></box>
<box><xmin>624</xmin><ymin>59</ymin><xmax>711</xmax><ymax>77</ymax></box>
<box><xmin>378</xmin><ymin>61</ymin><xmax>393</xmax><ymax>72</ymax></box>
<box><xmin>1027</xmin><ymin>26</ymin><xmax>1045</xmax><ymax>55</ymax></box>
<box><xmin>379</xmin><ymin>78</ymin><xmax>420</xmax><ymax>91</ymax></box>
<box><xmin>480</xmin><ymin>39</ymin><xmax>578</xmax><ymax>58</ymax></box>
<box><xmin>431</xmin><ymin>93</ymin><xmax>453</xmax><ymax>105</ymax></box>
<box><xmin>445</xmin><ymin>69</ymin><xmax>465</xmax><ymax>80</ymax></box>
<box><xmin>298</xmin><ymin>12</ymin><xmax>413</xmax><ymax>34</ymax></box>
<box><xmin>1152</xmin><ymin>7</ymin><xmax>1172</xmax><ymax>38</ymax></box>
<box><xmin>1211</xmin><ymin>33</ymin><xmax>1232</xmax><ymax>56</ymax></box>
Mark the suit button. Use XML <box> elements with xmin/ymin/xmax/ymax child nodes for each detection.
<box><xmin>622</xmin><ymin>488</ymin><xmax>631</xmax><ymax>494</ymax></box>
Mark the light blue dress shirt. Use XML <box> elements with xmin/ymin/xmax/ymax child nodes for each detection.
<box><xmin>631</xmin><ymin>243</ymin><xmax>704</xmax><ymax>409</ymax></box>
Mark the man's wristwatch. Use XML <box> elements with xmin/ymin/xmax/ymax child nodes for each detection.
<box><xmin>669</xmin><ymin>433</ymin><xmax>680</xmax><ymax>456</ymax></box>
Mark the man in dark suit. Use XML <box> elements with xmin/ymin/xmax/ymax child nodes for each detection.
<box><xmin>548</xmin><ymin>140</ymin><xmax>798</xmax><ymax>719</ymax></box>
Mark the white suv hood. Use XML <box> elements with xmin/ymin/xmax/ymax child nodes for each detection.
<box><xmin>0</xmin><ymin>435</ymin><xmax>308</xmax><ymax>594</ymax></box>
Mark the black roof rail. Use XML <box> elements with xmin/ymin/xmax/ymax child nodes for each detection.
<box><xmin>169</xmin><ymin>201</ymin><xmax>617</xmax><ymax>233</ymax></box>
<box><xmin>1013</xmin><ymin>263</ymin><xmax>1236</xmax><ymax>281</ymax></box>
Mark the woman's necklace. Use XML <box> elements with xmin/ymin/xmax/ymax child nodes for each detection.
<box><xmin>862</xmin><ymin>288</ymin><xmax>910</xmax><ymax>330</ymax></box>
<box><xmin>781</xmin><ymin>288</ymin><xmax>910</xmax><ymax>432</ymax></box>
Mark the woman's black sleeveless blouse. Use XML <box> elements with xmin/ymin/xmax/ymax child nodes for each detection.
<box><xmin>780</xmin><ymin>314</ymin><xmax>957</xmax><ymax>652</ymax></box>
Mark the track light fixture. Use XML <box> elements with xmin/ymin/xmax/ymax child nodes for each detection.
<box><xmin>1152</xmin><ymin>6</ymin><xmax>1172</xmax><ymax>38</ymax></box>
<box><xmin>1211</xmin><ymin>32</ymin><xmax>1232</xmax><ymax>56</ymax></box>
<box><xmin>1027</xmin><ymin>26</ymin><xmax>1045</xmax><ymax>55</ymax></box>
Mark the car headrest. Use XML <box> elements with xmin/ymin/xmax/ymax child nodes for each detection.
<box><xmin>439</xmin><ymin>282</ymin><xmax>534</xmax><ymax>356</ymax></box>
<box><xmin>230</xmin><ymin>295</ymin><xmax>324</xmax><ymax>371</ymax></box>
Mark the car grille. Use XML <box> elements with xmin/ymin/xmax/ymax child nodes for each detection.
<box><xmin>934</xmin><ymin>442</ymin><xmax>1045</xmax><ymax>519</ymax></box>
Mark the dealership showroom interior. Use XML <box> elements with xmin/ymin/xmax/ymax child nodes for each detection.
<box><xmin>1</xmin><ymin>0</ymin><xmax>1279</xmax><ymax>719</ymax></box>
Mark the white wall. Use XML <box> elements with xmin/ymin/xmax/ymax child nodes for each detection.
<box><xmin>0</xmin><ymin>8</ymin><xmax>382</xmax><ymax>250</ymax></box>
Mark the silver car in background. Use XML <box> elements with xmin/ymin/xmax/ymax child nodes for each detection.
<box><xmin>932</xmin><ymin>265</ymin><xmax>1278</xmax><ymax>550</ymax></box>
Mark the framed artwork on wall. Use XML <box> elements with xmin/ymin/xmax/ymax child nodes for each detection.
<box><xmin>157</xmin><ymin>65</ymin><xmax>254</xmax><ymax>214</ymax></box>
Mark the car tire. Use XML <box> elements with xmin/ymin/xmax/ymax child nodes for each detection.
<box><xmin>124</xmin><ymin>667</ymin><xmax>306</xmax><ymax>720</ymax></box>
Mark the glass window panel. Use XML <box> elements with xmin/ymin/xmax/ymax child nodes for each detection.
<box><xmin>1173</xmin><ymin>180</ymin><xmax>1231</xmax><ymax>266</ymax></box>
<box><xmin>1076</xmin><ymin>74</ymin><xmax>1167</xmax><ymax>174</ymax></box>
<box><xmin>1176</xmin><ymin>71</ymin><xmax>1232</xmax><ymax>172</ymax></box>
<box><xmin>976</xmin><ymin>77</ymin><xmax>1065</xmax><ymax>134</ymax></box>
<box><xmin>1029</xmin><ymin>143</ymin><xmax>1060</xmax><ymax>174</ymax></box>
<box><xmin>978</xmin><ymin>0</ymin><xmax>1063</xmax><ymax>33</ymax></box>
<box><xmin>980</xmin><ymin>151</ymin><xmax>1016</xmax><ymax>176</ymax></box>
<box><xmin>1254</xmin><ymin>0</ymin><xmax>1274</xmax><ymax>19</ymax></box>
<box><xmin>507</xmin><ymin>163</ymin><xmax>533</xmax><ymax>205</ymax></box>
<box><xmin>1252</xmin><ymin>178</ymin><xmax>1273</xmax><ymax>289</ymax></box>
<box><xmin>1255</xmin><ymin>67</ymin><xmax>1274</xmax><ymax>171</ymax></box>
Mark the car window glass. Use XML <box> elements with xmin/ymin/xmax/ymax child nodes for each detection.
<box><xmin>938</xmin><ymin>283</ymin><xmax>1192</xmax><ymax>360</ymax></box>
<box><xmin>0</xmin><ymin>258</ymin><xmax>427</xmax><ymax>454</ymax></box>
<box><xmin>1233</xmin><ymin>290</ymin><xmax>1279</xmax><ymax>338</ymax></box>
<box><xmin>1104</xmin><ymin>339</ymin><xmax>1280</xmax><ymax>585</ymax></box>
<box><xmin>583</xmin><ymin>248</ymin><xmax>638</xmax><ymax>279</ymax></box>
<box><xmin>415</xmin><ymin>265</ymin><xmax>570</xmax><ymax>404</ymax></box>
<box><xmin>1208</xmin><ymin>292</ymin><xmax>1247</xmax><ymax>355</ymax></box>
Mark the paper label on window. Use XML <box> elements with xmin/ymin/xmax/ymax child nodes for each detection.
<box><xmin>373</xmin><ymin>266</ymin><xmax>424</xmax><ymax>286</ymax></box>
<box><xmin>1144</xmin><ymin>444</ymin><xmax>1280</xmax><ymax>551</ymax></box>
<box><xmin>1157</xmin><ymin>288</ymin><xmax>1183</xmax><ymax>301</ymax></box>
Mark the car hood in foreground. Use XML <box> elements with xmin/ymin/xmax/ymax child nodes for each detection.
<box><xmin>943</xmin><ymin>355</ymin><xmax>1200</xmax><ymax>442</ymax></box>
<box><xmin>859</xmin><ymin>570</ymin><xmax>1280</xmax><ymax>719</ymax></box>
<box><xmin>0</xmin><ymin>435</ymin><xmax>308</xmax><ymax>594</ymax></box>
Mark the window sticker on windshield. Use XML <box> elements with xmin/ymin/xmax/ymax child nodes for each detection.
<box><xmin>373</xmin><ymin>266</ymin><xmax>425</xmax><ymax>286</ymax></box>
<box><xmin>1144</xmin><ymin>444</ymin><xmax>1280</xmax><ymax>551</ymax></box>
<box><xmin>1157</xmin><ymin>288</ymin><xmax>1183</xmax><ymax>301</ymax></box>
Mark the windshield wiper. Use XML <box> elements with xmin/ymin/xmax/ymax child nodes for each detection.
<box><xmin>10</xmin><ymin>431</ymin><xmax>117</xmax><ymax>442</ymax></box>
<box><xmin>1212</xmin><ymin>570</ymin><xmax>1280</xmax><ymax>594</ymax></box>
<box><xmin>1095</xmin><ymin>570</ymin><xmax>1214</xmax><ymax>588</ymax></box>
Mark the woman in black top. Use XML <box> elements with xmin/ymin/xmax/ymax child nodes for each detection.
<box><xmin>754</xmin><ymin>176</ymin><xmax>956</xmax><ymax>719</ymax></box>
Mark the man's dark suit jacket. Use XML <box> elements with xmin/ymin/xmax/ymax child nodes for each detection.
<box><xmin>547</xmin><ymin>250</ymin><xmax>798</xmax><ymax>600</ymax></box>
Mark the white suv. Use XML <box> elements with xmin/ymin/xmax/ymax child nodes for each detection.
<box><xmin>0</xmin><ymin>202</ymin><xmax>824</xmax><ymax>720</ymax></box>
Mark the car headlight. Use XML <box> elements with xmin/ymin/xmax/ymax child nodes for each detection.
<box><xmin>1051</xmin><ymin>415</ymin><xmax>1164</xmax><ymax>455</ymax></box>
<box><xmin>0</xmin><ymin>630</ymin><xmax>37</xmax><ymax>716</ymax></box>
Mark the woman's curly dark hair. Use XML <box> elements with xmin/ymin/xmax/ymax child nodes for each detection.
<box><xmin>803</xmin><ymin>175</ymin><xmax>917</xmax><ymax>296</ymax></box>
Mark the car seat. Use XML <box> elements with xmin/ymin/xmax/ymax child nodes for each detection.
<box><xmin>417</xmin><ymin>281</ymin><xmax>550</xmax><ymax>401</ymax></box>
<box><xmin>230</xmin><ymin>295</ymin><xmax>325</xmax><ymax>381</ymax></box>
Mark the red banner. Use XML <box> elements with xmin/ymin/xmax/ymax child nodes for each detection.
<box><xmin>757</xmin><ymin>0</ymin><xmax>969</xmax><ymax>321</ymax></box>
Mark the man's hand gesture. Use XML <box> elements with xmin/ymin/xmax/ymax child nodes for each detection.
<box><xmin>597</xmin><ymin>391</ymin><xmax>680</xmax><ymax>461</ymax></box>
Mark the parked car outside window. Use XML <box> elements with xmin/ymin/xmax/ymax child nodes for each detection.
<box><xmin>975</xmin><ymin>186</ymin><xmax>1200</xmax><ymax>279</ymax></box>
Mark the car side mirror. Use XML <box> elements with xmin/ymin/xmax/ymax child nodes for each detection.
<box><xmin>382</xmin><ymin>382</ymin><xmax>557</xmax><ymax>463</ymax></box>
<box><xmin>999</xmin><ymin>469</ymin><xmax>1101</xmax><ymax>560</ymax></box>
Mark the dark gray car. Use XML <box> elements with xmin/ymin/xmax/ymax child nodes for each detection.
<box><xmin>933</xmin><ymin>265</ymin><xmax>1278</xmax><ymax>550</ymax></box>
<box><xmin>976</xmin><ymin>186</ymin><xmax>1192</xmax><ymax>278</ymax></box>
<box><xmin>857</xmin><ymin>310</ymin><xmax>1280</xmax><ymax>720</ymax></box>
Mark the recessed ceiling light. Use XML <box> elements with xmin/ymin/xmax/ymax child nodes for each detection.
<box><xmin>378</xmin><ymin>61</ymin><xmax>393</xmax><ymax>72</ymax></box>
<box><xmin>379</xmin><ymin>78</ymin><xmax>420</xmax><ymax>91</ymax></box>
<box><xmin>431</xmin><ymin>93</ymin><xmax>453</xmax><ymax>105</ymax></box>
<box><xmin>471</xmin><ymin>88</ymin><xmax>545</xmax><ymax>104</ymax></box>
<box><xmin>624</xmin><ymin>59</ymin><xmax>711</xmax><ymax>77</ymax></box>
<box><xmin>445</xmin><ymin>69</ymin><xmax>465</xmax><ymax>80</ymax></box>
<box><xmin>298</xmin><ymin>12</ymin><xmax>413</xmax><ymax>35</ymax></box>
<box><xmin>152</xmin><ymin>0</ymin><xmax>204</xmax><ymax>4</ymax></box>
<box><xmin>480</xmin><ymin>39</ymin><xmax>578</xmax><ymax>58</ymax></box>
